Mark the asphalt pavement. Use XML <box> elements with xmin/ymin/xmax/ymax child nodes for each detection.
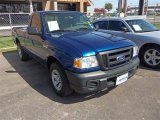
<box><xmin>0</xmin><ymin>51</ymin><xmax>160</xmax><ymax>120</ymax></box>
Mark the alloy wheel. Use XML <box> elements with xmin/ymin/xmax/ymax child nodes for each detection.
<box><xmin>144</xmin><ymin>49</ymin><xmax>160</xmax><ymax>66</ymax></box>
<box><xmin>51</xmin><ymin>69</ymin><xmax>62</xmax><ymax>91</ymax></box>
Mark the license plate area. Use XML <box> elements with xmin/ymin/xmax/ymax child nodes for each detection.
<box><xmin>116</xmin><ymin>73</ymin><xmax>128</xmax><ymax>85</ymax></box>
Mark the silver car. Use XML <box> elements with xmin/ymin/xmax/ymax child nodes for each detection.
<box><xmin>93</xmin><ymin>17</ymin><xmax>160</xmax><ymax>69</ymax></box>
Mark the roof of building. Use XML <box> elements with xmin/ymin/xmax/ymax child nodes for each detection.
<box><xmin>87</xmin><ymin>0</ymin><xmax>94</xmax><ymax>6</ymax></box>
<box><xmin>57</xmin><ymin>0</ymin><xmax>93</xmax><ymax>6</ymax></box>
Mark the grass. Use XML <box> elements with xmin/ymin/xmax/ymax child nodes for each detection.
<box><xmin>154</xmin><ymin>23</ymin><xmax>160</xmax><ymax>29</ymax></box>
<box><xmin>0</xmin><ymin>37</ymin><xmax>15</xmax><ymax>48</ymax></box>
<box><xmin>0</xmin><ymin>37</ymin><xmax>16</xmax><ymax>52</ymax></box>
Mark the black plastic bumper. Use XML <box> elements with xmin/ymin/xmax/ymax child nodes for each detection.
<box><xmin>65</xmin><ymin>58</ymin><xmax>139</xmax><ymax>94</ymax></box>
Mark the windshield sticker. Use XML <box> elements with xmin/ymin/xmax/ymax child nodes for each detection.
<box><xmin>48</xmin><ymin>21</ymin><xmax>59</xmax><ymax>31</ymax></box>
<box><xmin>132</xmin><ymin>25</ymin><xmax>142</xmax><ymax>31</ymax></box>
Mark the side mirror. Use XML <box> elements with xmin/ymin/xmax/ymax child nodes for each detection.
<box><xmin>120</xmin><ymin>27</ymin><xmax>129</xmax><ymax>32</ymax></box>
<box><xmin>28</xmin><ymin>27</ymin><xmax>41</xmax><ymax>35</ymax></box>
<box><xmin>95</xmin><ymin>24</ymin><xmax>99</xmax><ymax>31</ymax></box>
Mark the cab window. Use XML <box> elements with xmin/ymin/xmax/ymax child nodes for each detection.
<box><xmin>93</xmin><ymin>21</ymin><xmax>107</xmax><ymax>30</ymax></box>
<box><xmin>108</xmin><ymin>20</ymin><xmax>127</xmax><ymax>31</ymax></box>
<box><xmin>30</xmin><ymin>14</ymin><xmax>42</xmax><ymax>33</ymax></box>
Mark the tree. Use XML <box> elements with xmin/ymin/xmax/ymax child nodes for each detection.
<box><xmin>94</xmin><ymin>8</ymin><xmax>106</xmax><ymax>18</ymax></box>
<box><xmin>94</xmin><ymin>8</ymin><xmax>106</xmax><ymax>14</ymax></box>
<box><xmin>105</xmin><ymin>3</ymin><xmax>113</xmax><ymax>12</ymax></box>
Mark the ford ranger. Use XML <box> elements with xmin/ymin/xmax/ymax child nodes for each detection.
<box><xmin>12</xmin><ymin>11</ymin><xmax>139</xmax><ymax>96</ymax></box>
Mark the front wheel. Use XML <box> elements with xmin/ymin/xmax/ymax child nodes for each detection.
<box><xmin>140</xmin><ymin>45</ymin><xmax>160</xmax><ymax>69</ymax></box>
<box><xmin>50</xmin><ymin>63</ymin><xmax>73</xmax><ymax>96</ymax></box>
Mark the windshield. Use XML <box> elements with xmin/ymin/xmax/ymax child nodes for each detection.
<box><xmin>126</xmin><ymin>19</ymin><xmax>158</xmax><ymax>33</ymax></box>
<box><xmin>44</xmin><ymin>12</ymin><xmax>94</xmax><ymax>33</ymax></box>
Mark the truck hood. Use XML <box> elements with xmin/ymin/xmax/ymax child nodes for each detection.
<box><xmin>51</xmin><ymin>31</ymin><xmax>135</xmax><ymax>56</ymax></box>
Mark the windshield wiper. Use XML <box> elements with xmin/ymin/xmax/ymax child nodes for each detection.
<box><xmin>48</xmin><ymin>29</ymin><xmax>75</xmax><ymax>33</ymax></box>
<box><xmin>152</xmin><ymin>29</ymin><xmax>159</xmax><ymax>31</ymax></box>
<box><xmin>142</xmin><ymin>29</ymin><xmax>159</xmax><ymax>32</ymax></box>
<box><xmin>75</xmin><ymin>27</ymin><xmax>93</xmax><ymax>31</ymax></box>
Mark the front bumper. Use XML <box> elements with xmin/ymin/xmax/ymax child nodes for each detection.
<box><xmin>65</xmin><ymin>58</ymin><xmax>139</xmax><ymax>94</ymax></box>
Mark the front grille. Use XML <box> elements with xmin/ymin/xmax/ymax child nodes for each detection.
<box><xmin>97</xmin><ymin>47</ymin><xmax>133</xmax><ymax>70</ymax></box>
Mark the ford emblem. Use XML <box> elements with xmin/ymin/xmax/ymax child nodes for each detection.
<box><xmin>117</xmin><ymin>55</ymin><xmax>125</xmax><ymax>62</ymax></box>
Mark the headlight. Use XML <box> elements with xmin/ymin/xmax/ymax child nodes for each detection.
<box><xmin>133</xmin><ymin>46</ymin><xmax>139</xmax><ymax>57</ymax></box>
<box><xmin>73</xmin><ymin>56</ymin><xmax>98</xmax><ymax>69</ymax></box>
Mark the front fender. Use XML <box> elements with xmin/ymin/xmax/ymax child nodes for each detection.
<box><xmin>47</xmin><ymin>47</ymin><xmax>74</xmax><ymax>70</ymax></box>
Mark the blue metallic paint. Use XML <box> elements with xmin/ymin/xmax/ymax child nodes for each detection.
<box><xmin>14</xmin><ymin>11</ymin><xmax>136</xmax><ymax>73</ymax></box>
<box><xmin>43</xmin><ymin>31</ymin><xmax>136</xmax><ymax>73</ymax></box>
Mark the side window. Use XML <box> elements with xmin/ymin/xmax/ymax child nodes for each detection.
<box><xmin>108</xmin><ymin>21</ymin><xmax>126</xmax><ymax>31</ymax></box>
<box><xmin>93</xmin><ymin>21</ymin><xmax>107</xmax><ymax>30</ymax></box>
<box><xmin>30</xmin><ymin>14</ymin><xmax>42</xmax><ymax>33</ymax></box>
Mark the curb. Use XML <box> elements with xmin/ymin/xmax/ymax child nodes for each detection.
<box><xmin>0</xmin><ymin>46</ymin><xmax>16</xmax><ymax>51</ymax></box>
<box><xmin>0</xmin><ymin>46</ymin><xmax>16</xmax><ymax>50</ymax></box>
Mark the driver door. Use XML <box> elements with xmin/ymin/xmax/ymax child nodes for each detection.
<box><xmin>27</xmin><ymin>13</ymin><xmax>48</xmax><ymax>64</ymax></box>
<box><xmin>106</xmin><ymin>20</ymin><xmax>131</xmax><ymax>38</ymax></box>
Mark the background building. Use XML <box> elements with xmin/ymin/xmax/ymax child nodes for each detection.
<box><xmin>127</xmin><ymin>5</ymin><xmax>160</xmax><ymax>15</ymax></box>
<box><xmin>0</xmin><ymin>0</ymin><xmax>93</xmax><ymax>13</ymax></box>
<box><xmin>0</xmin><ymin>0</ymin><xmax>93</xmax><ymax>36</ymax></box>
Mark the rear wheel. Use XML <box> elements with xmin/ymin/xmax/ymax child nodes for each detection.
<box><xmin>17</xmin><ymin>43</ymin><xmax>29</xmax><ymax>61</ymax></box>
<box><xmin>50</xmin><ymin>63</ymin><xmax>73</xmax><ymax>96</ymax></box>
<box><xmin>140</xmin><ymin>45</ymin><xmax>160</xmax><ymax>69</ymax></box>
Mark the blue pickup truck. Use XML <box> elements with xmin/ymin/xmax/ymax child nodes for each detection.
<box><xmin>12</xmin><ymin>11</ymin><xmax>139</xmax><ymax>96</ymax></box>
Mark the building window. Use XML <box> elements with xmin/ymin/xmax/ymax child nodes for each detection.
<box><xmin>58</xmin><ymin>3</ymin><xmax>76</xmax><ymax>11</ymax></box>
<box><xmin>0</xmin><ymin>2</ymin><xmax>42</xmax><ymax>13</ymax></box>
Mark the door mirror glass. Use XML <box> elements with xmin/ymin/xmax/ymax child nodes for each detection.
<box><xmin>120</xmin><ymin>27</ymin><xmax>129</xmax><ymax>32</ymax></box>
<box><xmin>95</xmin><ymin>24</ymin><xmax>99</xmax><ymax>31</ymax></box>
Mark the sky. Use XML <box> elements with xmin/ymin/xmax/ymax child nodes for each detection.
<box><xmin>88</xmin><ymin>0</ymin><xmax>160</xmax><ymax>12</ymax></box>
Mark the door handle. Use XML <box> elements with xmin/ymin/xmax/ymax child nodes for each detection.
<box><xmin>43</xmin><ymin>43</ymin><xmax>48</xmax><ymax>48</ymax></box>
<box><xmin>43</xmin><ymin>44</ymin><xmax>48</xmax><ymax>48</ymax></box>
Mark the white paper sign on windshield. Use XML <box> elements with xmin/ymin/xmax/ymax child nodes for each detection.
<box><xmin>132</xmin><ymin>25</ymin><xmax>142</xmax><ymax>31</ymax></box>
<box><xmin>48</xmin><ymin>21</ymin><xmax>59</xmax><ymax>31</ymax></box>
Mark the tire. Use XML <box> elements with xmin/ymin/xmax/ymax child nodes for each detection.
<box><xmin>140</xmin><ymin>45</ymin><xmax>160</xmax><ymax>69</ymax></box>
<box><xmin>50</xmin><ymin>63</ymin><xmax>73</xmax><ymax>97</ymax></box>
<box><xmin>17</xmin><ymin>42</ymin><xmax>29</xmax><ymax>61</ymax></box>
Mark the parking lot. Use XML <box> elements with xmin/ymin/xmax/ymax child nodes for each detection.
<box><xmin>0</xmin><ymin>51</ymin><xmax>160</xmax><ymax>120</ymax></box>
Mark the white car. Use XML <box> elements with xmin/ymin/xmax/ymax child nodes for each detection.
<box><xmin>93</xmin><ymin>17</ymin><xmax>160</xmax><ymax>69</ymax></box>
